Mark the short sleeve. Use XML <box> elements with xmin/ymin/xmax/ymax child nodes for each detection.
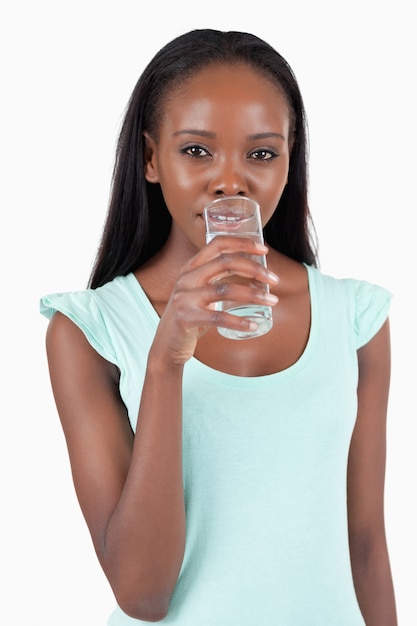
<box><xmin>353</xmin><ymin>280</ymin><xmax>393</xmax><ymax>349</ymax></box>
<box><xmin>40</xmin><ymin>291</ymin><xmax>118</xmax><ymax>364</ymax></box>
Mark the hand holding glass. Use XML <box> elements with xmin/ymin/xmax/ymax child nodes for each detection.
<box><xmin>204</xmin><ymin>196</ymin><xmax>274</xmax><ymax>340</ymax></box>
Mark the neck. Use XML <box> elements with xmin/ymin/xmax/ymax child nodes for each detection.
<box><xmin>135</xmin><ymin>224</ymin><xmax>201</xmax><ymax>295</ymax></box>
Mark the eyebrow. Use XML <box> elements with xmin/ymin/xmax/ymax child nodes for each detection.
<box><xmin>173</xmin><ymin>129</ymin><xmax>286</xmax><ymax>141</ymax></box>
<box><xmin>246</xmin><ymin>132</ymin><xmax>286</xmax><ymax>141</ymax></box>
<box><xmin>173</xmin><ymin>129</ymin><xmax>216</xmax><ymax>138</ymax></box>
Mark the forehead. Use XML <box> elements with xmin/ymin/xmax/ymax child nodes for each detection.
<box><xmin>160</xmin><ymin>63</ymin><xmax>291</xmax><ymax>130</ymax></box>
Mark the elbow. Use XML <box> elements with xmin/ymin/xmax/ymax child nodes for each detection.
<box><xmin>99</xmin><ymin>543</ymin><xmax>182</xmax><ymax>621</ymax></box>
<box><xmin>115</xmin><ymin>591</ymin><xmax>171</xmax><ymax>622</ymax></box>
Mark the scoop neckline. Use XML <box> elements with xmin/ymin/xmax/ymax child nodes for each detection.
<box><xmin>126</xmin><ymin>264</ymin><xmax>318</xmax><ymax>387</ymax></box>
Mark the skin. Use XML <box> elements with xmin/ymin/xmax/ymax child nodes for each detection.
<box><xmin>45</xmin><ymin>63</ymin><xmax>397</xmax><ymax>623</ymax></box>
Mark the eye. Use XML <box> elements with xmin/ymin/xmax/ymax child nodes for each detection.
<box><xmin>181</xmin><ymin>145</ymin><xmax>210</xmax><ymax>158</ymax></box>
<box><xmin>248</xmin><ymin>149</ymin><xmax>279</xmax><ymax>161</ymax></box>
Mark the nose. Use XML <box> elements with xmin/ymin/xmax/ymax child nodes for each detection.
<box><xmin>208</xmin><ymin>158</ymin><xmax>249</xmax><ymax>197</ymax></box>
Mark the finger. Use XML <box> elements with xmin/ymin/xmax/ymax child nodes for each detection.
<box><xmin>171</xmin><ymin>281</ymin><xmax>278</xmax><ymax>331</ymax></box>
<box><xmin>172</xmin><ymin>301</ymin><xmax>264</xmax><ymax>336</ymax></box>
<box><xmin>202</xmin><ymin>280</ymin><xmax>279</xmax><ymax>308</ymax></box>
<box><xmin>179</xmin><ymin>252</ymin><xmax>279</xmax><ymax>292</ymax></box>
<box><xmin>184</xmin><ymin>236</ymin><xmax>270</xmax><ymax>270</ymax></box>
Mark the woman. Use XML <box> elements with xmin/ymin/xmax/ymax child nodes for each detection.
<box><xmin>41</xmin><ymin>29</ymin><xmax>397</xmax><ymax>625</ymax></box>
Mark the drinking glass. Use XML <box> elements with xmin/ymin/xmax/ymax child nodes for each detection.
<box><xmin>204</xmin><ymin>195</ymin><xmax>273</xmax><ymax>340</ymax></box>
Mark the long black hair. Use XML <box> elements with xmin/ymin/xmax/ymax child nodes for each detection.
<box><xmin>89</xmin><ymin>29</ymin><xmax>318</xmax><ymax>288</ymax></box>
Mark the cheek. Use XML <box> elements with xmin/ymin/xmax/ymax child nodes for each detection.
<box><xmin>259</xmin><ymin>167</ymin><xmax>290</xmax><ymax>222</ymax></box>
<box><xmin>158</xmin><ymin>159</ymin><xmax>201</xmax><ymax>194</ymax></box>
<box><xmin>260</xmin><ymin>161</ymin><xmax>289</xmax><ymax>195</ymax></box>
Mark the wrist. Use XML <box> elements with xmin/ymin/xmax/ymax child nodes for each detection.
<box><xmin>146</xmin><ymin>347</ymin><xmax>186</xmax><ymax>377</ymax></box>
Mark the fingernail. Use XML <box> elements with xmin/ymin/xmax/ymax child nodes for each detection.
<box><xmin>267</xmin><ymin>270</ymin><xmax>279</xmax><ymax>283</ymax></box>
<box><xmin>263</xmin><ymin>293</ymin><xmax>279</xmax><ymax>304</ymax></box>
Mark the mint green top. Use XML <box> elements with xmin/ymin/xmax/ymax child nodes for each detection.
<box><xmin>40</xmin><ymin>265</ymin><xmax>392</xmax><ymax>625</ymax></box>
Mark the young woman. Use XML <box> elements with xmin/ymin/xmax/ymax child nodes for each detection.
<box><xmin>41</xmin><ymin>29</ymin><xmax>397</xmax><ymax>625</ymax></box>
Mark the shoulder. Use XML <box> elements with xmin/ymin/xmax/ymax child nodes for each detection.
<box><xmin>40</xmin><ymin>275</ymin><xmax>136</xmax><ymax>365</ymax></box>
<box><xmin>45</xmin><ymin>310</ymin><xmax>121</xmax><ymax>400</ymax></box>
<box><xmin>40</xmin><ymin>274</ymin><xmax>135</xmax><ymax>320</ymax></box>
<box><xmin>307</xmin><ymin>265</ymin><xmax>392</xmax><ymax>349</ymax></box>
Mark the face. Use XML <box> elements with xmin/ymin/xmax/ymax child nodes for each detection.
<box><xmin>144</xmin><ymin>63</ymin><xmax>292</xmax><ymax>251</ymax></box>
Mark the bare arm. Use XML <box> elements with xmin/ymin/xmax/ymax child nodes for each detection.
<box><xmin>46</xmin><ymin>313</ymin><xmax>186</xmax><ymax>621</ymax></box>
<box><xmin>45</xmin><ymin>237</ymin><xmax>277</xmax><ymax>621</ymax></box>
<box><xmin>347</xmin><ymin>319</ymin><xmax>397</xmax><ymax>625</ymax></box>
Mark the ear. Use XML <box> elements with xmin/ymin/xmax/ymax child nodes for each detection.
<box><xmin>143</xmin><ymin>132</ymin><xmax>159</xmax><ymax>183</ymax></box>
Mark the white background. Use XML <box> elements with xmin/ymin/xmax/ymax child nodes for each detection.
<box><xmin>1</xmin><ymin>1</ymin><xmax>415</xmax><ymax>624</ymax></box>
